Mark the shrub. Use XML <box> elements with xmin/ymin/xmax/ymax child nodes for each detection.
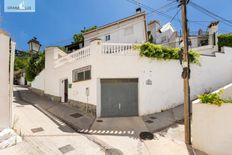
<box><xmin>218</xmin><ymin>34</ymin><xmax>232</xmax><ymax>49</ymax></box>
<box><xmin>198</xmin><ymin>90</ymin><xmax>232</xmax><ymax>106</ymax></box>
<box><xmin>134</xmin><ymin>42</ymin><xmax>200</xmax><ymax>64</ymax></box>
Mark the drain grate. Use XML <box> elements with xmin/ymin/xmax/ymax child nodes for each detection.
<box><xmin>58</xmin><ymin>144</ymin><xmax>75</xmax><ymax>154</ymax></box>
<box><xmin>145</xmin><ymin>120</ymin><xmax>154</xmax><ymax>124</ymax></box>
<box><xmin>31</xmin><ymin>127</ymin><xmax>44</xmax><ymax>133</ymax></box>
<box><xmin>70</xmin><ymin>113</ymin><xmax>82</xmax><ymax>118</ymax></box>
<box><xmin>105</xmin><ymin>148</ymin><xmax>123</xmax><ymax>155</ymax></box>
<box><xmin>96</xmin><ymin>120</ymin><xmax>103</xmax><ymax>123</ymax></box>
<box><xmin>140</xmin><ymin>132</ymin><xmax>154</xmax><ymax>140</ymax></box>
<box><xmin>150</xmin><ymin>116</ymin><xmax>157</xmax><ymax>120</ymax></box>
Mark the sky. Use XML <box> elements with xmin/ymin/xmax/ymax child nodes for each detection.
<box><xmin>0</xmin><ymin>0</ymin><xmax>232</xmax><ymax>51</ymax></box>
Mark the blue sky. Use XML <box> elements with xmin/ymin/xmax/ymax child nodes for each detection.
<box><xmin>0</xmin><ymin>0</ymin><xmax>231</xmax><ymax>51</ymax></box>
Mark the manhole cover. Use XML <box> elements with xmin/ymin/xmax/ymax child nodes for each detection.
<box><xmin>145</xmin><ymin>120</ymin><xmax>154</xmax><ymax>124</ymax></box>
<box><xmin>31</xmin><ymin>127</ymin><xmax>44</xmax><ymax>133</ymax></box>
<box><xmin>105</xmin><ymin>148</ymin><xmax>123</xmax><ymax>155</ymax></box>
<box><xmin>139</xmin><ymin>132</ymin><xmax>154</xmax><ymax>140</ymax></box>
<box><xmin>150</xmin><ymin>116</ymin><xmax>157</xmax><ymax>120</ymax></box>
<box><xmin>96</xmin><ymin>120</ymin><xmax>103</xmax><ymax>123</ymax></box>
<box><xmin>58</xmin><ymin>144</ymin><xmax>75</xmax><ymax>154</ymax></box>
<box><xmin>70</xmin><ymin>113</ymin><xmax>82</xmax><ymax>118</ymax></box>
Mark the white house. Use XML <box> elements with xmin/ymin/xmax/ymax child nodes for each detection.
<box><xmin>147</xmin><ymin>21</ymin><xmax>177</xmax><ymax>45</ymax></box>
<box><xmin>32</xmin><ymin>39</ymin><xmax>232</xmax><ymax>117</ymax></box>
<box><xmin>148</xmin><ymin>20</ymin><xmax>220</xmax><ymax>56</ymax></box>
<box><xmin>31</xmin><ymin>13</ymin><xmax>232</xmax><ymax>118</ymax></box>
<box><xmin>0</xmin><ymin>30</ymin><xmax>16</xmax><ymax>129</ymax></box>
<box><xmin>83</xmin><ymin>11</ymin><xmax>148</xmax><ymax>46</ymax></box>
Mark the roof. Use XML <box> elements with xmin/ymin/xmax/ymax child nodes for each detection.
<box><xmin>65</xmin><ymin>42</ymin><xmax>80</xmax><ymax>48</ymax></box>
<box><xmin>160</xmin><ymin>22</ymin><xmax>175</xmax><ymax>33</ymax></box>
<box><xmin>148</xmin><ymin>20</ymin><xmax>160</xmax><ymax>25</ymax></box>
<box><xmin>83</xmin><ymin>12</ymin><xmax>146</xmax><ymax>35</ymax></box>
<box><xmin>0</xmin><ymin>29</ymin><xmax>9</xmax><ymax>36</ymax></box>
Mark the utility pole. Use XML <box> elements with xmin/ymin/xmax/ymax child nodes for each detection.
<box><xmin>180</xmin><ymin>0</ymin><xmax>191</xmax><ymax>145</ymax></box>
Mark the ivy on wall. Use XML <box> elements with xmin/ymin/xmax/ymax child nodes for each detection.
<box><xmin>134</xmin><ymin>42</ymin><xmax>200</xmax><ymax>64</ymax></box>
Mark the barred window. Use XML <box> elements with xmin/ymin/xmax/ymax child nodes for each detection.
<box><xmin>72</xmin><ymin>66</ymin><xmax>91</xmax><ymax>82</ymax></box>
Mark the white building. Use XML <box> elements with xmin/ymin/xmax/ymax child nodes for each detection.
<box><xmin>83</xmin><ymin>12</ymin><xmax>147</xmax><ymax>46</ymax></box>
<box><xmin>147</xmin><ymin>21</ymin><xmax>177</xmax><ymax>45</ymax></box>
<box><xmin>32</xmin><ymin>40</ymin><xmax>232</xmax><ymax>117</ymax></box>
<box><xmin>0</xmin><ymin>30</ymin><xmax>15</xmax><ymax>129</ymax></box>
<box><xmin>31</xmin><ymin>14</ymin><xmax>232</xmax><ymax>118</ymax></box>
<box><xmin>148</xmin><ymin>20</ymin><xmax>220</xmax><ymax>55</ymax></box>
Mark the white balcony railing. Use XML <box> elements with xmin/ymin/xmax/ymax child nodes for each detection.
<box><xmin>54</xmin><ymin>43</ymin><xmax>138</xmax><ymax>68</ymax></box>
<box><xmin>55</xmin><ymin>46</ymin><xmax>90</xmax><ymax>68</ymax></box>
<box><xmin>101</xmin><ymin>43</ymin><xmax>136</xmax><ymax>55</ymax></box>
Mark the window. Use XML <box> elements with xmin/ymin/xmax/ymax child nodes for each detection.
<box><xmin>161</xmin><ymin>36</ymin><xmax>166</xmax><ymax>42</ymax></box>
<box><xmin>124</xmin><ymin>26</ymin><xmax>134</xmax><ymax>36</ymax></box>
<box><xmin>72</xmin><ymin>66</ymin><xmax>91</xmax><ymax>82</ymax></box>
<box><xmin>105</xmin><ymin>35</ymin><xmax>110</xmax><ymax>41</ymax></box>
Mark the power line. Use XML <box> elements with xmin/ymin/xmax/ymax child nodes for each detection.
<box><xmin>170</xmin><ymin>8</ymin><xmax>180</xmax><ymax>23</ymax></box>
<box><xmin>126</xmin><ymin>0</ymin><xmax>179</xmax><ymax>21</ymax></box>
<box><xmin>189</xmin><ymin>1</ymin><xmax>232</xmax><ymax>27</ymax></box>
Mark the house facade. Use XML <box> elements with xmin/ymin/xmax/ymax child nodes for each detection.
<box><xmin>32</xmin><ymin>37</ymin><xmax>232</xmax><ymax>117</ymax></box>
<box><xmin>148</xmin><ymin>20</ymin><xmax>220</xmax><ymax>55</ymax></box>
<box><xmin>0</xmin><ymin>30</ymin><xmax>16</xmax><ymax>128</ymax></box>
<box><xmin>83</xmin><ymin>12</ymin><xmax>147</xmax><ymax>46</ymax></box>
<box><xmin>31</xmin><ymin>14</ymin><xmax>232</xmax><ymax>118</ymax></box>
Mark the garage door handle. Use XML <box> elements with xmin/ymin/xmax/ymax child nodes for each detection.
<box><xmin>118</xmin><ymin>103</ymin><xmax>121</xmax><ymax>110</ymax></box>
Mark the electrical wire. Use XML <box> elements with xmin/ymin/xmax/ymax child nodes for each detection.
<box><xmin>189</xmin><ymin>1</ymin><xmax>232</xmax><ymax>27</ymax></box>
<box><xmin>125</xmin><ymin>0</ymin><xmax>179</xmax><ymax>21</ymax></box>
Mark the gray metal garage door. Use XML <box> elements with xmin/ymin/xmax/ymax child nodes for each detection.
<box><xmin>101</xmin><ymin>79</ymin><xmax>138</xmax><ymax>117</ymax></box>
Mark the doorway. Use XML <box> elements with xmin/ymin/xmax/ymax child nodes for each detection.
<box><xmin>61</xmin><ymin>79</ymin><xmax>68</xmax><ymax>103</ymax></box>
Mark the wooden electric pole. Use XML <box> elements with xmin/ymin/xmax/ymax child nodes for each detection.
<box><xmin>180</xmin><ymin>0</ymin><xmax>191</xmax><ymax>145</ymax></box>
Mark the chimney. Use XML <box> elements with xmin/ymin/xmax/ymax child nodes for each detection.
<box><xmin>136</xmin><ymin>7</ymin><xmax>142</xmax><ymax>14</ymax></box>
<box><xmin>208</xmin><ymin>21</ymin><xmax>219</xmax><ymax>46</ymax></box>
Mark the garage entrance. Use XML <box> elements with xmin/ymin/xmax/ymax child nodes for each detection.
<box><xmin>101</xmin><ymin>79</ymin><xmax>138</xmax><ymax>117</ymax></box>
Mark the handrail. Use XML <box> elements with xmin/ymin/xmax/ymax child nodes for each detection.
<box><xmin>55</xmin><ymin>46</ymin><xmax>90</xmax><ymax>67</ymax></box>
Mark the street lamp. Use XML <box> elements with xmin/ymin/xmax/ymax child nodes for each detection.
<box><xmin>28</xmin><ymin>37</ymin><xmax>41</xmax><ymax>53</ymax></box>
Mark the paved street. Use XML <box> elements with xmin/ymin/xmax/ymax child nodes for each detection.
<box><xmin>0</xmin><ymin>86</ymin><xmax>205</xmax><ymax>155</ymax></box>
<box><xmin>0</xmin><ymin>87</ymin><xmax>105</xmax><ymax>155</ymax></box>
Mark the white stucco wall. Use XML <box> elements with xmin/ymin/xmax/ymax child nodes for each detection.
<box><xmin>0</xmin><ymin>30</ymin><xmax>15</xmax><ymax>129</ymax></box>
<box><xmin>192</xmin><ymin>83</ymin><xmax>232</xmax><ymax>155</ymax></box>
<box><xmin>38</xmin><ymin>41</ymin><xmax>232</xmax><ymax>117</ymax></box>
<box><xmin>84</xmin><ymin>15</ymin><xmax>146</xmax><ymax>46</ymax></box>
<box><xmin>31</xmin><ymin>70</ymin><xmax>45</xmax><ymax>91</ymax></box>
<box><xmin>44</xmin><ymin>42</ymin><xmax>101</xmax><ymax>104</ymax></box>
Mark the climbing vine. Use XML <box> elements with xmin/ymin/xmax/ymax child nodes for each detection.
<box><xmin>134</xmin><ymin>42</ymin><xmax>200</xmax><ymax>64</ymax></box>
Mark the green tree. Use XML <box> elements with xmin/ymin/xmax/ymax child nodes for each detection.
<box><xmin>25</xmin><ymin>52</ymin><xmax>45</xmax><ymax>82</ymax></box>
<box><xmin>14</xmin><ymin>51</ymin><xmax>30</xmax><ymax>71</ymax></box>
<box><xmin>73</xmin><ymin>26</ymin><xmax>97</xmax><ymax>43</ymax></box>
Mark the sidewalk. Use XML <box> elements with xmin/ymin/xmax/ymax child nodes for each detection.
<box><xmin>17</xmin><ymin>87</ymin><xmax>95</xmax><ymax>131</ymax></box>
<box><xmin>17</xmin><ymin>86</ymin><xmax>184</xmax><ymax>136</ymax></box>
<box><xmin>1</xmin><ymin>87</ymin><xmax>105</xmax><ymax>155</ymax></box>
<box><xmin>14</xmin><ymin>86</ymin><xmax>207</xmax><ymax>155</ymax></box>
